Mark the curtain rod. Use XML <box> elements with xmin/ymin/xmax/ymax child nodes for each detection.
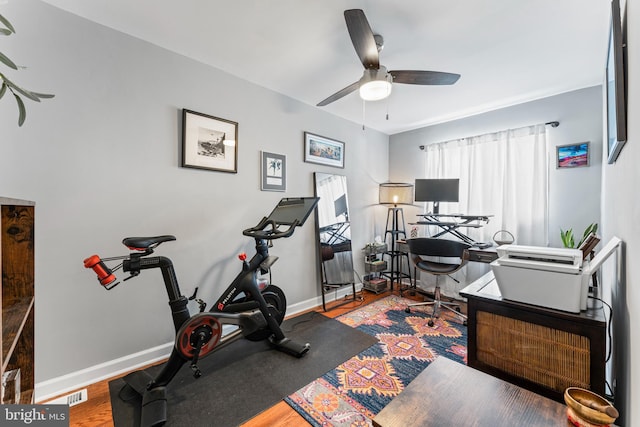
<box><xmin>418</xmin><ymin>120</ymin><xmax>561</xmax><ymax>150</ymax></box>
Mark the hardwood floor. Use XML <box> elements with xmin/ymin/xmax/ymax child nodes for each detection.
<box><xmin>52</xmin><ymin>287</ymin><xmax>450</xmax><ymax>427</ymax></box>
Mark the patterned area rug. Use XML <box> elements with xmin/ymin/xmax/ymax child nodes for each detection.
<box><xmin>285</xmin><ymin>294</ymin><xmax>467</xmax><ymax>426</ymax></box>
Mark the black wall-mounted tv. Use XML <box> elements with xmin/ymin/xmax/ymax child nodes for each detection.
<box><xmin>606</xmin><ymin>0</ymin><xmax>627</xmax><ymax>164</ymax></box>
<box><xmin>414</xmin><ymin>178</ymin><xmax>459</xmax><ymax>214</ymax></box>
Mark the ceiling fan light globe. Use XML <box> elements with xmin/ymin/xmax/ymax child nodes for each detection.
<box><xmin>359</xmin><ymin>80</ymin><xmax>392</xmax><ymax>101</ymax></box>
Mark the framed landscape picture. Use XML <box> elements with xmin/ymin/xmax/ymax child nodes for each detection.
<box><xmin>261</xmin><ymin>151</ymin><xmax>286</xmax><ymax>191</ymax></box>
<box><xmin>304</xmin><ymin>132</ymin><xmax>345</xmax><ymax>168</ymax></box>
<box><xmin>605</xmin><ymin>0</ymin><xmax>627</xmax><ymax>163</ymax></box>
<box><xmin>182</xmin><ymin>109</ymin><xmax>238</xmax><ymax>173</ymax></box>
<box><xmin>556</xmin><ymin>142</ymin><xmax>589</xmax><ymax>169</ymax></box>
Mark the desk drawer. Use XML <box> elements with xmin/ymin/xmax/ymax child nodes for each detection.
<box><xmin>467</xmin><ymin>249</ymin><xmax>498</xmax><ymax>263</ymax></box>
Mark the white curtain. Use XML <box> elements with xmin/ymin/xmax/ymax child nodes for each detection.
<box><xmin>416</xmin><ymin>124</ymin><xmax>549</xmax><ymax>297</ymax></box>
<box><xmin>423</xmin><ymin>124</ymin><xmax>549</xmax><ymax>247</ymax></box>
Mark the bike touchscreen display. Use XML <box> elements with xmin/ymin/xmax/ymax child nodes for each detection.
<box><xmin>267</xmin><ymin>197</ymin><xmax>320</xmax><ymax>226</ymax></box>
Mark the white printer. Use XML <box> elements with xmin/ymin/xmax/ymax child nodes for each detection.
<box><xmin>490</xmin><ymin>237</ymin><xmax>621</xmax><ymax>313</ymax></box>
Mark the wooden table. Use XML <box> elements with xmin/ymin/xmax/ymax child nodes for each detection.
<box><xmin>372</xmin><ymin>357</ymin><xmax>571</xmax><ymax>427</ymax></box>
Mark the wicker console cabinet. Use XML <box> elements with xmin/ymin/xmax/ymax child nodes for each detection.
<box><xmin>460</xmin><ymin>272</ymin><xmax>606</xmax><ymax>403</ymax></box>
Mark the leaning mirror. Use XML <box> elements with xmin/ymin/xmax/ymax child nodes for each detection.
<box><xmin>314</xmin><ymin>173</ymin><xmax>356</xmax><ymax>310</ymax></box>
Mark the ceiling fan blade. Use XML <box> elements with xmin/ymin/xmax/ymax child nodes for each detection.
<box><xmin>390</xmin><ymin>70</ymin><xmax>460</xmax><ymax>85</ymax></box>
<box><xmin>317</xmin><ymin>81</ymin><xmax>360</xmax><ymax>106</ymax></box>
<box><xmin>344</xmin><ymin>9</ymin><xmax>379</xmax><ymax>69</ymax></box>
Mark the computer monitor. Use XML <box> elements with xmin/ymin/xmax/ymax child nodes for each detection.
<box><xmin>334</xmin><ymin>194</ymin><xmax>348</xmax><ymax>220</ymax></box>
<box><xmin>414</xmin><ymin>178</ymin><xmax>459</xmax><ymax>214</ymax></box>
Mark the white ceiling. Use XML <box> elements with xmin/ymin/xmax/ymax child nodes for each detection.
<box><xmin>40</xmin><ymin>0</ymin><xmax>611</xmax><ymax>135</ymax></box>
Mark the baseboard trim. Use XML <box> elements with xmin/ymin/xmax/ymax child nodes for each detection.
<box><xmin>287</xmin><ymin>282</ymin><xmax>363</xmax><ymax>314</ymax></box>
<box><xmin>36</xmin><ymin>342</ymin><xmax>173</xmax><ymax>403</ymax></box>
<box><xmin>35</xmin><ymin>283</ymin><xmax>362</xmax><ymax>402</ymax></box>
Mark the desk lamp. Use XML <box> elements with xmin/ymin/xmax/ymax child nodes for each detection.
<box><xmin>379</xmin><ymin>182</ymin><xmax>414</xmax><ymax>223</ymax></box>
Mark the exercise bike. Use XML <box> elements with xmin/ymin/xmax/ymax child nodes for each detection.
<box><xmin>83</xmin><ymin>197</ymin><xmax>319</xmax><ymax>427</ymax></box>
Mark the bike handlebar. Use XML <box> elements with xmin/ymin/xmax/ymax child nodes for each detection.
<box><xmin>242</xmin><ymin>216</ymin><xmax>300</xmax><ymax>240</ymax></box>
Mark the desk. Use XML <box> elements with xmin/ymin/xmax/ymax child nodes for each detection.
<box><xmin>460</xmin><ymin>272</ymin><xmax>607</xmax><ymax>402</ymax></box>
<box><xmin>412</xmin><ymin>213</ymin><xmax>493</xmax><ymax>248</ymax></box>
<box><xmin>372</xmin><ymin>357</ymin><xmax>570</xmax><ymax>427</ymax></box>
<box><xmin>318</xmin><ymin>221</ymin><xmax>350</xmax><ymax>245</ymax></box>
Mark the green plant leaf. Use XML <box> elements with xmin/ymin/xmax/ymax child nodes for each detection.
<box><xmin>31</xmin><ymin>91</ymin><xmax>55</xmax><ymax>99</ymax></box>
<box><xmin>560</xmin><ymin>228</ymin><xmax>575</xmax><ymax>248</ymax></box>
<box><xmin>0</xmin><ymin>14</ymin><xmax>53</xmax><ymax>126</ymax></box>
<box><xmin>0</xmin><ymin>50</ymin><xmax>18</xmax><ymax>70</ymax></box>
<box><xmin>14</xmin><ymin>93</ymin><xmax>26</xmax><ymax>126</ymax></box>
<box><xmin>0</xmin><ymin>13</ymin><xmax>16</xmax><ymax>34</ymax></box>
<box><xmin>584</xmin><ymin>223</ymin><xmax>598</xmax><ymax>237</ymax></box>
<box><xmin>577</xmin><ymin>223</ymin><xmax>598</xmax><ymax>248</ymax></box>
<box><xmin>4</xmin><ymin>78</ymin><xmax>40</xmax><ymax>102</ymax></box>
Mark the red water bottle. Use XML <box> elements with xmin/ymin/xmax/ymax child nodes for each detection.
<box><xmin>83</xmin><ymin>255</ymin><xmax>117</xmax><ymax>287</ymax></box>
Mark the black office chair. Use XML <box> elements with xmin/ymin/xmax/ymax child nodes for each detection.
<box><xmin>404</xmin><ymin>238</ymin><xmax>470</xmax><ymax>326</ymax></box>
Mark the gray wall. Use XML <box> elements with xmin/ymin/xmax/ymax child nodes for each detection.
<box><xmin>0</xmin><ymin>0</ymin><xmax>389</xmax><ymax>399</ymax></box>
<box><xmin>389</xmin><ymin>86</ymin><xmax>603</xmax><ymax>248</ymax></box>
<box><xmin>601</xmin><ymin>0</ymin><xmax>638</xmax><ymax>424</ymax></box>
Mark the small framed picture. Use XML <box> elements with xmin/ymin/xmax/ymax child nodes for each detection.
<box><xmin>261</xmin><ymin>151</ymin><xmax>286</xmax><ymax>191</ymax></box>
<box><xmin>556</xmin><ymin>142</ymin><xmax>589</xmax><ymax>169</ymax></box>
<box><xmin>182</xmin><ymin>109</ymin><xmax>238</xmax><ymax>173</ymax></box>
<box><xmin>304</xmin><ymin>132</ymin><xmax>345</xmax><ymax>168</ymax></box>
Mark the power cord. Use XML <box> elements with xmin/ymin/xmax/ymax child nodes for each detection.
<box><xmin>281</xmin><ymin>311</ymin><xmax>321</xmax><ymax>333</ymax></box>
<box><xmin>588</xmin><ymin>295</ymin><xmax>615</xmax><ymax>400</ymax></box>
<box><xmin>589</xmin><ymin>296</ymin><xmax>613</xmax><ymax>363</ymax></box>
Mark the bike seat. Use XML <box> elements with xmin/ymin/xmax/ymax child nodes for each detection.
<box><xmin>123</xmin><ymin>235</ymin><xmax>176</xmax><ymax>250</ymax></box>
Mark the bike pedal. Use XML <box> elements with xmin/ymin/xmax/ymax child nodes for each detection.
<box><xmin>190</xmin><ymin>364</ymin><xmax>202</xmax><ymax>378</ymax></box>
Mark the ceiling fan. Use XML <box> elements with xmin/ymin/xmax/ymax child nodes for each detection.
<box><xmin>317</xmin><ymin>9</ymin><xmax>460</xmax><ymax>107</ymax></box>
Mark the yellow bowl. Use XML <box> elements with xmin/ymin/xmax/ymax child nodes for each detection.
<box><xmin>564</xmin><ymin>387</ymin><xmax>617</xmax><ymax>426</ymax></box>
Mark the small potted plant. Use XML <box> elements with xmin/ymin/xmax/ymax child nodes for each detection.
<box><xmin>560</xmin><ymin>223</ymin><xmax>598</xmax><ymax>248</ymax></box>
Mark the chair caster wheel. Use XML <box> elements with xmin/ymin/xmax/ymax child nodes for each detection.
<box><xmin>405</xmin><ymin>307</ymin><xmax>411</xmax><ymax>313</ymax></box>
<box><xmin>428</xmin><ymin>320</ymin><xmax>434</xmax><ymax>327</ymax></box>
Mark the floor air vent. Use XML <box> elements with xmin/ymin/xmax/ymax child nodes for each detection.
<box><xmin>47</xmin><ymin>388</ymin><xmax>88</xmax><ymax>406</ymax></box>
